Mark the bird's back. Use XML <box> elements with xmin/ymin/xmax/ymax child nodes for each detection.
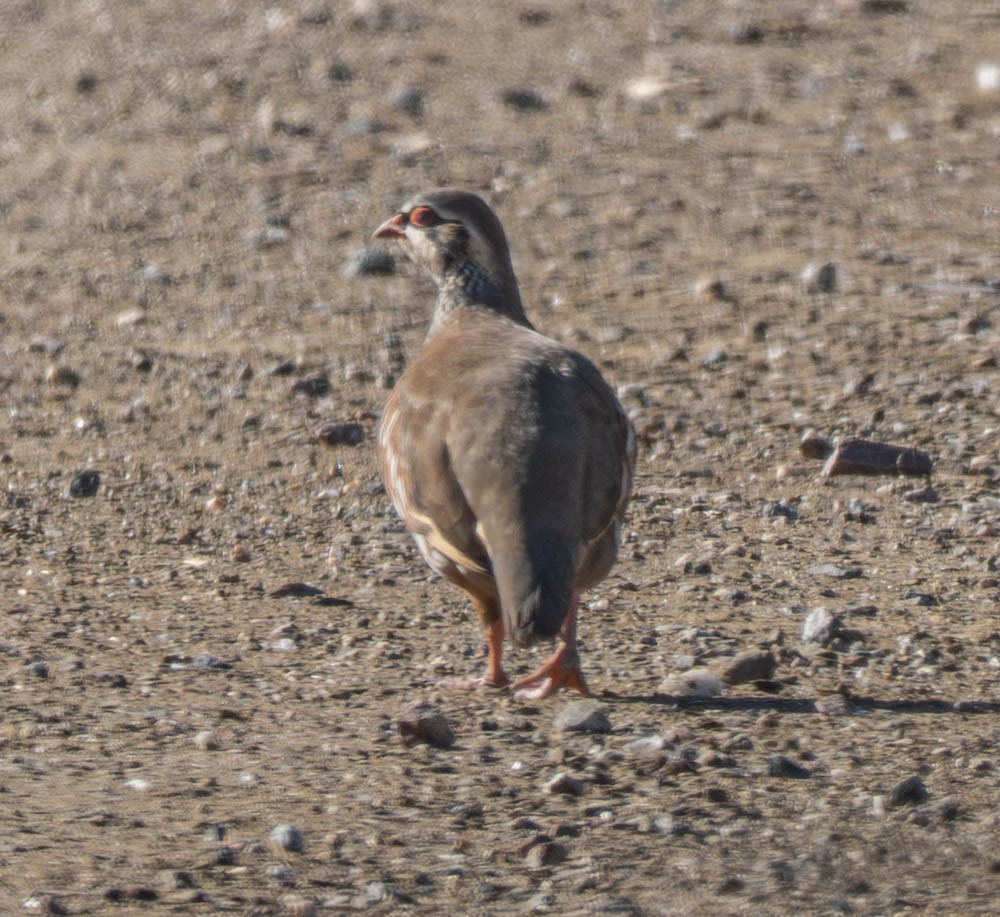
<box><xmin>380</xmin><ymin>309</ymin><xmax>634</xmax><ymax>645</ymax></box>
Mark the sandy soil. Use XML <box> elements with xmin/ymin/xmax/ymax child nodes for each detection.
<box><xmin>2</xmin><ymin>0</ymin><xmax>1000</xmax><ymax>913</ymax></box>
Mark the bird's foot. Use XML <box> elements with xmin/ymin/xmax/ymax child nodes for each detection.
<box><xmin>510</xmin><ymin>645</ymin><xmax>591</xmax><ymax>700</ymax></box>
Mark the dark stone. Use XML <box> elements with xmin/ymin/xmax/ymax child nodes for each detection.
<box><xmin>69</xmin><ymin>470</ymin><xmax>101</xmax><ymax>498</ymax></box>
<box><xmin>316</xmin><ymin>422</ymin><xmax>365</xmax><ymax>447</ymax></box>
<box><xmin>890</xmin><ymin>775</ymin><xmax>929</xmax><ymax>807</ymax></box>
<box><xmin>768</xmin><ymin>754</ymin><xmax>812</xmax><ymax>778</ymax></box>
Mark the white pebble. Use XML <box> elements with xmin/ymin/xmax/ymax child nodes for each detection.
<box><xmin>270</xmin><ymin>824</ymin><xmax>305</xmax><ymax>852</ymax></box>
<box><xmin>802</xmin><ymin>607</ymin><xmax>838</xmax><ymax>645</ymax></box>
<box><xmin>659</xmin><ymin>667</ymin><xmax>724</xmax><ymax>698</ymax></box>
<box><xmin>623</xmin><ymin>76</ymin><xmax>672</xmax><ymax>104</ymax></box>
<box><xmin>116</xmin><ymin>306</ymin><xmax>147</xmax><ymax>327</ymax></box>
<box><xmin>887</xmin><ymin>122</ymin><xmax>909</xmax><ymax>142</ymax></box>
<box><xmin>193</xmin><ymin>729</ymin><xmax>218</xmax><ymax>751</ymax></box>
<box><xmin>976</xmin><ymin>62</ymin><xmax>1000</xmax><ymax>92</ymax></box>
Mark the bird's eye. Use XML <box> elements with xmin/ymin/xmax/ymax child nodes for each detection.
<box><xmin>408</xmin><ymin>206</ymin><xmax>438</xmax><ymax>228</ymax></box>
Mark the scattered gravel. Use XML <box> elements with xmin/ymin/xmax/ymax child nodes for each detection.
<box><xmin>4</xmin><ymin>3</ymin><xmax>998</xmax><ymax>916</ymax></box>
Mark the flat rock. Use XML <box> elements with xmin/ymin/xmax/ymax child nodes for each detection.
<box><xmin>552</xmin><ymin>700</ymin><xmax>611</xmax><ymax>733</ymax></box>
<box><xmin>802</xmin><ymin>608</ymin><xmax>841</xmax><ymax>646</ymax></box>
<box><xmin>807</xmin><ymin>563</ymin><xmax>862</xmax><ymax>580</ymax></box>
<box><xmin>660</xmin><ymin>667</ymin><xmax>724</xmax><ymax>698</ymax></box>
<box><xmin>720</xmin><ymin>649</ymin><xmax>777</xmax><ymax>685</ymax></box>
<box><xmin>544</xmin><ymin>772</ymin><xmax>585</xmax><ymax>796</ymax></box>
<box><xmin>397</xmin><ymin>703</ymin><xmax>455</xmax><ymax>748</ymax></box>
<box><xmin>768</xmin><ymin>754</ymin><xmax>812</xmax><ymax>779</ymax></box>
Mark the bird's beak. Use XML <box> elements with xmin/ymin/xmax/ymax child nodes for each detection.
<box><xmin>372</xmin><ymin>212</ymin><xmax>406</xmax><ymax>240</ymax></box>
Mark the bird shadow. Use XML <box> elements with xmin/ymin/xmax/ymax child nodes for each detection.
<box><xmin>600</xmin><ymin>692</ymin><xmax>1000</xmax><ymax>716</ymax></box>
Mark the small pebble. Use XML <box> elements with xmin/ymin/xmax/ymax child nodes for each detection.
<box><xmin>29</xmin><ymin>337</ymin><xmax>63</xmax><ymax>356</ymax></box>
<box><xmin>651</xmin><ymin>813</ymin><xmax>684</xmax><ymax>835</ymax></box>
<box><xmin>661</xmin><ymin>748</ymin><xmax>699</xmax><ymax>775</ymax></box>
<box><xmin>213</xmin><ymin>845</ymin><xmax>238</xmax><ymax>865</ymax></box>
<box><xmin>203</xmin><ymin>824</ymin><xmax>227</xmax><ymax>843</ymax></box>
<box><xmin>925</xmin><ymin>797</ymin><xmax>960</xmax><ymax>822</ymax></box>
<box><xmin>193</xmin><ymin>730</ymin><xmax>218</xmax><ymax>751</ymax></box>
<box><xmin>270</xmin><ymin>824</ymin><xmax>305</xmax><ymax>853</ymax></box>
<box><xmin>388</xmin><ymin>85</ymin><xmax>425</xmax><ymax>117</ymax></box>
<box><xmin>525</xmin><ymin>841</ymin><xmax>568</xmax><ymax>868</ymax></box>
<box><xmin>660</xmin><ymin>667</ymin><xmax>724</xmax><ymax>698</ymax></box>
<box><xmin>267</xmin><ymin>359</ymin><xmax>297</xmax><ymax>376</ymax></box>
<box><xmin>315</xmin><ymin>422</ymin><xmax>365</xmax><ymax>447</ymax></box>
<box><xmin>544</xmin><ymin>772</ymin><xmax>585</xmax><ymax>796</ymax></box>
<box><xmin>22</xmin><ymin>895</ymin><xmax>69</xmax><ymax>915</ymax></box>
<box><xmin>248</xmin><ymin>226</ymin><xmax>290</xmax><ymax>249</ymax></box>
<box><xmin>720</xmin><ymin>649</ymin><xmax>776</xmax><ymax>685</ymax></box>
<box><xmin>270</xmin><ymin>582</ymin><xmax>323</xmax><ymax>598</ymax></box>
<box><xmin>501</xmin><ymin>88</ymin><xmax>547</xmax><ymax>111</ymax></box>
<box><xmin>397</xmin><ymin>703</ymin><xmax>455</xmax><ymax>748</ymax></box>
<box><xmin>801</xmin><ymin>261</ymin><xmax>837</xmax><ymax>293</ymax></box>
<box><xmin>159</xmin><ymin>870</ymin><xmax>198</xmax><ymax>890</ymax></box>
<box><xmin>45</xmin><ymin>364</ymin><xmax>81</xmax><ymax>388</ymax></box>
<box><xmin>75</xmin><ymin>71</ymin><xmax>99</xmax><ymax>92</ymax></box>
<box><xmin>552</xmin><ymin>700</ymin><xmax>610</xmax><ymax>734</ymax></box>
<box><xmin>860</xmin><ymin>0</ymin><xmax>908</xmax><ymax>11</ymax></box>
<box><xmin>623</xmin><ymin>76</ymin><xmax>672</xmax><ymax>105</ymax></box>
<box><xmin>807</xmin><ymin>562</ymin><xmax>861</xmax><ymax>580</ymax></box>
<box><xmin>525</xmin><ymin>891</ymin><xmax>556</xmax><ymax>912</ymax></box>
<box><xmin>977</xmin><ymin>63</ymin><xmax>1000</xmax><ymax>92</ymax></box>
<box><xmin>624</xmin><ymin>735</ymin><xmax>666</xmax><ymax>756</ymax></box>
<box><xmin>291</xmin><ymin>375</ymin><xmax>331</xmax><ymax>398</ymax></box>
<box><xmin>802</xmin><ymin>608</ymin><xmax>840</xmax><ymax>646</ymax></box>
<box><xmin>902</xmin><ymin>485</ymin><xmax>938</xmax><ymax>503</ymax></box>
<box><xmin>694</xmin><ymin>275</ymin><xmax>728</xmax><ymax>301</ymax></box>
<box><xmin>763</xmin><ymin>500</ymin><xmax>798</xmax><ymax>520</ymax></box>
<box><xmin>842</xmin><ymin>134</ymin><xmax>867</xmax><ymax>155</ymax></box>
<box><xmin>116</xmin><ymin>306</ymin><xmax>148</xmax><ymax>327</ymax></box>
<box><xmin>890</xmin><ymin>775</ymin><xmax>929</xmax><ymax>807</ymax></box>
<box><xmin>768</xmin><ymin>754</ymin><xmax>812</xmax><ymax>779</ymax></box>
<box><xmin>266</xmin><ymin>864</ymin><xmax>296</xmax><ymax>884</ymax></box>
<box><xmin>280</xmin><ymin>895</ymin><xmax>317</xmax><ymax>917</ymax></box>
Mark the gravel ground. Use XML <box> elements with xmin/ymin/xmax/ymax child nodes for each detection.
<box><xmin>2</xmin><ymin>1</ymin><xmax>1000</xmax><ymax>914</ymax></box>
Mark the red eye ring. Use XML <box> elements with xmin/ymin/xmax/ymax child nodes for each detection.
<box><xmin>408</xmin><ymin>206</ymin><xmax>438</xmax><ymax>228</ymax></box>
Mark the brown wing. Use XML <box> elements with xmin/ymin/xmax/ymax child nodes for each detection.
<box><xmin>570</xmin><ymin>352</ymin><xmax>636</xmax><ymax>589</ymax></box>
<box><xmin>378</xmin><ymin>355</ymin><xmax>494</xmax><ymax>593</ymax></box>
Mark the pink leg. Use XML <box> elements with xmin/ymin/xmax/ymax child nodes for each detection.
<box><xmin>510</xmin><ymin>592</ymin><xmax>591</xmax><ymax>700</ymax></box>
<box><xmin>481</xmin><ymin>616</ymin><xmax>510</xmax><ymax>688</ymax></box>
<box><xmin>439</xmin><ymin>613</ymin><xmax>510</xmax><ymax>691</ymax></box>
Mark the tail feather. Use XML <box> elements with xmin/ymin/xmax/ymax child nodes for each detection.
<box><xmin>494</xmin><ymin>538</ymin><xmax>576</xmax><ymax>647</ymax></box>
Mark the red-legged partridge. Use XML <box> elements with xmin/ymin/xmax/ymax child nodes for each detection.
<box><xmin>373</xmin><ymin>188</ymin><xmax>636</xmax><ymax>698</ymax></box>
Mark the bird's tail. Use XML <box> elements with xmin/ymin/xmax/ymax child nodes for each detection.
<box><xmin>493</xmin><ymin>538</ymin><xmax>576</xmax><ymax>647</ymax></box>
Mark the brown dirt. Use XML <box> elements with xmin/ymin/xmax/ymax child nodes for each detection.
<box><xmin>2</xmin><ymin>1</ymin><xmax>1000</xmax><ymax>914</ymax></box>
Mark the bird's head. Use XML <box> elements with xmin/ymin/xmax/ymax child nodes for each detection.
<box><xmin>373</xmin><ymin>188</ymin><xmax>528</xmax><ymax>325</ymax></box>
